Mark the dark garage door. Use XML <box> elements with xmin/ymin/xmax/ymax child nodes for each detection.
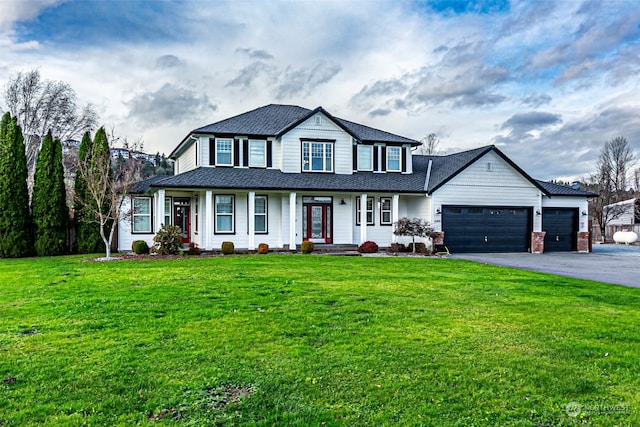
<box><xmin>542</xmin><ymin>208</ymin><xmax>578</xmax><ymax>252</ymax></box>
<box><xmin>442</xmin><ymin>206</ymin><xmax>532</xmax><ymax>253</ymax></box>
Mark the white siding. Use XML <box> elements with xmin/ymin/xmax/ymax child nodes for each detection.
<box><xmin>280</xmin><ymin>113</ymin><xmax>353</xmax><ymax>174</ymax></box>
<box><xmin>271</xmin><ymin>138</ymin><xmax>282</xmax><ymax>170</ymax></box>
<box><xmin>200</xmin><ymin>136</ymin><xmax>211</xmax><ymax>167</ymax></box>
<box><xmin>176</xmin><ymin>143</ymin><xmax>197</xmax><ymax>174</ymax></box>
<box><xmin>431</xmin><ymin>151</ymin><xmax>542</xmax><ymax>232</ymax></box>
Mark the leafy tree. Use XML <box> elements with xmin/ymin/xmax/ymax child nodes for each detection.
<box><xmin>393</xmin><ymin>217</ymin><xmax>433</xmax><ymax>253</ymax></box>
<box><xmin>74</xmin><ymin>131</ymin><xmax>103</xmax><ymax>253</ymax></box>
<box><xmin>0</xmin><ymin>113</ymin><xmax>32</xmax><ymax>257</ymax></box>
<box><xmin>32</xmin><ymin>132</ymin><xmax>68</xmax><ymax>256</ymax></box>
<box><xmin>76</xmin><ymin>127</ymin><xmax>142</xmax><ymax>258</ymax></box>
<box><xmin>3</xmin><ymin>68</ymin><xmax>98</xmax><ymax>180</ymax></box>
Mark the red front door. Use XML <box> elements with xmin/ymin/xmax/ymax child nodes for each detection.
<box><xmin>303</xmin><ymin>203</ymin><xmax>332</xmax><ymax>244</ymax></box>
<box><xmin>174</xmin><ymin>205</ymin><xmax>190</xmax><ymax>244</ymax></box>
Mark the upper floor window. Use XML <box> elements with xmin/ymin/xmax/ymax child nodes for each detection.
<box><xmin>216</xmin><ymin>138</ymin><xmax>233</xmax><ymax>166</ymax></box>
<box><xmin>302</xmin><ymin>141</ymin><xmax>333</xmax><ymax>172</ymax></box>
<box><xmin>132</xmin><ymin>197</ymin><xmax>152</xmax><ymax>233</ymax></box>
<box><xmin>357</xmin><ymin>145</ymin><xmax>373</xmax><ymax>171</ymax></box>
<box><xmin>249</xmin><ymin>140</ymin><xmax>266</xmax><ymax>168</ymax></box>
<box><xmin>387</xmin><ymin>146</ymin><xmax>401</xmax><ymax>172</ymax></box>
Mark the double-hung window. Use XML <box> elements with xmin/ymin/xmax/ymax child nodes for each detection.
<box><xmin>357</xmin><ymin>145</ymin><xmax>373</xmax><ymax>171</ymax></box>
<box><xmin>254</xmin><ymin>195</ymin><xmax>267</xmax><ymax>233</ymax></box>
<box><xmin>356</xmin><ymin>197</ymin><xmax>374</xmax><ymax>226</ymax></box>
<box><xmin>380</xmin><ymin>197</ymin><xmax>392</xmax><ymax>225</ymax></box>
<box><xmin>216</xmin><ymin>138</ymin><xmax>233</xmax><ymax>166</ymax></box>
<box><xmin>249</xmin><ymin>140</ymin><xmax>266</xmax><ymax>167</ymax></box>
<box><xmin>302</xmin><ymin>141</ymin><xmax>333</xmax><ymax>172</ymax></box>
<box><xmin>215</xmin><ymin>195</ymin><xmax>234</xmax><ymax>233</ymax></box>
<box><xmin>132</xmin><ymin>197</ymin><xmax>152</xmax><ymax>233</ymax></box>
<box><xmin>164</xmin><ymin>197</ymin><xmax>172</xmax><ymax>226</ymax></box>
<box><xmin>387</xmin><ymin>146</ymin><xmax>401</xmax><ymax>172</ymax></box>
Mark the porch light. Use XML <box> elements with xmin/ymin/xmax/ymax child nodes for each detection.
<box><xmin>582</xmin><ymin>211</ymin><xmax>587</xmax><ymax>216</ymax></box>
<box><xmin>536</xmin><ymin>209</ymin><xmax>541</xmax><ymax>215</ymax></box>
<box><xmin>436</xmin><ymin>208</ymin><xmax>441</xmax><ymax>214</ymax></box>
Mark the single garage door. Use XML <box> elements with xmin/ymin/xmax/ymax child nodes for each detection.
<box><xmin>542</xmin><ymin>208</ymin><xmax>578</xmax><ymax>252</ymax></box>
<box><xmin>442</xmin><ymin>206</ymin><xmax>532</xmax><ymax>253</ymax></box>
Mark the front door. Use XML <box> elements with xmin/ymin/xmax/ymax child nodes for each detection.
<box><xmin>174</xmin><ymin>205</ymin><xmax>191</xmax><ymax>244</ymax></box>
<box><xmin>303</xmin><ymin>200</ymin><xmax>332</xmax><ymax>244</ymax></box>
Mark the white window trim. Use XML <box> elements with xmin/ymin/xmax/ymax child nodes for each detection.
<box><xmin>380</xmin><ymin>197</ymin><xmax>392</xmax><ymax>225</ymax></box>
<box><xmin>248</xmin><ymin>139</ymin><xmax>267</xmax><ymax>168</ymax></box>
<box><xmin>358</xmin><ymin>145</ymin><xmax>373</xmax><ymax>171</ymax></box>
<box><xmin>164</xmin><ymin>197</ymin><xmax>172</xmax><ymax>227</ymax></box>
<box><xmin>215</xmin><ymin>138</ymin><xmax>234</xmax><ymax>166</ymax></box>
<box><xmin>132</xmin><ymin>196</ymin><xmax>153</xmax><ymax>233</ymax></box>
<box><xmin>302</xmin><ymin>141</ymin><xmax>334</xmax><ymax>173</ymax></box>
<box><xmin>387</xmin><ymin>146</ymin><xmax>401</xmax><ymax>172</ymax></box>
<box><xmin>254</xmin><ymin>195</ymin><xmax>268</xmax><ymax>234</ymax></box>
<box><xmin>356</xmin><ymin>196</ymin><xmax>375</xmax><ymax>226</ymax></box>
<box><xmin>214</xmin><ymin>194</ymin><xmax>235</xmax><ymax>234</ymax></box>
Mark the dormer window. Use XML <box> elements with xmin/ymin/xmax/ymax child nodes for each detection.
<box><xmin>302</xmin><ymin>140</ymin><xmax>333</xmax><ymax>172</ymax></box>
<box><xmin>215</xmin><ymin>138</ymin><xmax>233</xmax><ymax>166</ymax></box>
<box><xmin>387</xmin><ymin>146</ymin><xmax>401</xmax><ymax>172</ymax></box>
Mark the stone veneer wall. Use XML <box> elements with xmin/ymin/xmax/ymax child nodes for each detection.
<box><xmin>531</xmin><ymin>231</ymin><xmax>546</xmax><ymax>253</ymax></box>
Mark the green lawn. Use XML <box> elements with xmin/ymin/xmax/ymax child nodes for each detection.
<box><xmin>0</xmin><ymin>254</ymin><xmax>638</xmax><ymax>426</ymax></box>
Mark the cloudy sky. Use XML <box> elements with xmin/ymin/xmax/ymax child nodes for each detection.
<box><xmin>1</xmin><ymin>0</ymin><xmax>639</xmax><ymax>181</ymax></box>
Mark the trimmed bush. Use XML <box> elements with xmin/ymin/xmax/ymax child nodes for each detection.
<box><xmin>357</xmin><ymin>241</ymin><xmax>379</xmax><ymax>253</ymax></box>
<box><xmin>300</xmin><ymin>241</ymin><xmax>314</xmax><ymax>254</ymax></box>
<box><xmin>187</xmin><ymin>242</ymin><xmax>202</xmax><ymax>255</ymax></box>
<box><xmin>388</xmin><ymin>243</ymin><xmax>406</xmax><ymax>253</ymax></box>
<box><xmin>257</xmin><ymin>243</ymin><xmax>269</xmax><ymax>254</ymax></box>
<box><xmin>153</xmin><ymin>224</ymin><xmax>183</xmax><ymax>255</ymax></box>
<box><xmin>408</xmin><ymin>243</ymin><xmax>428</xmax><ymax>254</ymax></box>
<box><xmin>221</xmin><ymin>241</ymin><xmax>235</xmax><ymax>255</ymax></box>
<box><xmin>132</xmin><ymin>240</ymin><xmax>149</xmax><ymax>254</ymax></box>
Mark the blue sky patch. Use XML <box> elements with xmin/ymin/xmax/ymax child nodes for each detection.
<box><xmin>422</xmin><ymin>0</ymin><xmax>510</xmax><ymax>15</ymax></box>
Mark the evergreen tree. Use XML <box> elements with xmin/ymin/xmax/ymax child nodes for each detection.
<box><xmin>32</xmin><ymin>132</ymin><xmax>68</xmax><ymax>256</ymax></box>
<box><xmin>0</xmin><ymin>113</ymin><xmax>32</xmax><ymax>257</ymax></box>
<box><xmin>74</xmin><ymin>131</ymin><xmax>103</xmax><ymax>253</ymax></box>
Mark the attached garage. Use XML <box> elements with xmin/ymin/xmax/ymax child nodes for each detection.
<box><xmin>542</xmin><ymin>208</ymin><xmax>578</xmax><ymax>252</ymax></box>
<box><xmin>442</xmin><ymin>206</ymin><xmax>532</xmax><ymax>253</ymax></box>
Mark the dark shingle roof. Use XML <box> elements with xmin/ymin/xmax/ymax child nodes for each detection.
<box><xmin>145</xmin><ymin>158</ymin><xmax>429</xmax><ymax>194</ymax></box>
<box><xmin>535</xmin><ymin>180</ymin><xmax>597</xmax><ymax>197</ymax></box>
<box><xmin>192</xmin><ymin>104</ymin><xmax>419</xmax><ymax>144</ymax></box>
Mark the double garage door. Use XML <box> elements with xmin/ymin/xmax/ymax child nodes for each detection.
<box><xmin>442</xmin><ymin>206</ymin><xmax>578</xmax><ymax>253</ymax></box>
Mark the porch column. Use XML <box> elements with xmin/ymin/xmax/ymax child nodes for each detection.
<box><xmin>392</xmin><ymin>194</ymin><xmax>399</xmax><ymax>243</ymax></box>
<box><xmin>289</xmin><ymin>192</ymin><xmax>297</xmax><ymax>251</ymax></box>
<box><xmin>205</xmin><ymin>190</ymin><xmax>213</xmax><ymax>250</ymax></box>
<box><xmin>157</xmin><ymin>189</ymin><xmax>165</xmax><ymax>231</ymax></box>
<box><xmin>248</xmin><ymin>191</ymin><xmax>255</xmax><ymax>251</ymax></box>
<box><xmin>360</xmin><ymin>193</ymin><xmax>367</xmax><ymax>244</ymax></box>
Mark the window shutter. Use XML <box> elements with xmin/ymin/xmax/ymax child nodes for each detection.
<box><xmin>381</xmin><ymin>148</ymin><xmax>387</xmax><ymax>172</ymax></box>
<box><xmin>234</xmin><ymin>139</ymin><xmax>240</xmax><ymax>166</ymax></box>
<box><xmin>353</xmin><ymin>145</ymin><xmax>358</xmax><ymax>170</ymax></box>
<box><xmin>267</xmin><ymin>141</ymin><xmax>273</xmax><ymax>167</ymax></box>
<box><xmin>242</xmin><ymin>139</ymin><xmax>249</xmax><ymax>167</ymax></box>
<box><xmin>402</xmin><ymin>147</ymin><xmax>407</xmax><ymax>172</ymax></box>
<box><xmin>209</xmin><ymin>138</ymin><xmax>215</xmax><ymax>165</ymax></box>
<box><xmin>373</xmin><ymin>147</ymin><xmax>379</xmax><ymax>172</ymax></box>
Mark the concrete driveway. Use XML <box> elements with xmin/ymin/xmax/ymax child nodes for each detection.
<box><xmin>451</xmin><ymin>244</ymin><xmax>640</xmax><ymax>288</ymax></box>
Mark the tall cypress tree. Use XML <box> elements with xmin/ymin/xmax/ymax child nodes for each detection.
<box><xmin>0</xmin><ymin>113</ymin><xmax>32</xmax><ymax>257</ymax></box>
<box><xmin>32</xmin><ymin>132</ymin><xmax>68</xmax><ymax>256</ymax></box>
<box><xmin>74</xmin><ymin>131</ymin><xmax>103</xmax><ymax>253</ymax></box>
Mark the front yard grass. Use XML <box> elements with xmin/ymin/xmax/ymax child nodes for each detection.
<box><xmin>0</xmin><ymin>254</ymin><xmax>638</xmax><ymax>426</ymax></box>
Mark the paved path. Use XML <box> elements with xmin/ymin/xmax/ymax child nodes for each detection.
<box><xmin>452</xmin><ymin>244</ymin><xmax>640</xmax><ymax>288</ymax></box>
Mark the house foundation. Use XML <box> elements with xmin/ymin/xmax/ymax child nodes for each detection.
<box><xmin>577</xmin><ymin>232</ymin><xmax>590</xmax><ymax>253</ymax></box>
<box><xmin>531</xmin><ymin>231</ymin><xmax>546</xmax><ymax>253</ymax></box>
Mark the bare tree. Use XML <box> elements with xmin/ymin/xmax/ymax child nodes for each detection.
<box><xmin>588</xmin><ymin>136</ymin><xmax>636</xmax><ymax>240</ymax></box>
<box><xmin>75</xmin><ymin>127</ymin><xmax>143</xmax><ymax>258</ymax></box>
<box><xmin>414</xmin><ymin>133</ymin><xmax>440</xmax><ymax>155</ymax></box>
<box><xmin>3</xmin><ymin>69</ymin><xmax>98</xmax><ymax>177</ymax></box>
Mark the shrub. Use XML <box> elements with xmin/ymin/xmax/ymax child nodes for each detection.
<box><xmin>221</xmin><ymin>241</ymin><xmax>235</xmax><ymax>255</ymax></box>
<box><xmin>131</xmin><ymin>240</ymin><xmax>149</xmax><ymax>254</ymax></box>
<box><xmin>357</xmin><ymin>241</ymin><xmax>379</xmax><ymax>253</ymax></box>
<box><xmin>187</xmin><ymin>242</ymin><xmax>201</xmax><ymax>255</ymax></box>
<box><xmin>153</xmin><ymin>224</ymin><xmax>183</xmax><ymax>255</ymax></box>
<box><xmin>300</xmin><ymin>241</ymin><xmax>314</xmax><ymax>254</ymax></box>
<box><xmin>257</xmin><ymin>243</ymin><xmax>269</xmax><ymax>254</ymax></box>
<box><xmin>388</xmin><ymin>243</ymin><xmax>406</xmax><ymax>253</ymax></box>
<box><xmin>408</xmin><ymin>242</ymin><xmax>428</xmax><ymax>254</ymax></box>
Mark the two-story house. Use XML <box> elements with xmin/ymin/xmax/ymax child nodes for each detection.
<box><xmin>118</xmin><ymin>104</ymin><xmax>595</xmax><ymax>253</ymax></box>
